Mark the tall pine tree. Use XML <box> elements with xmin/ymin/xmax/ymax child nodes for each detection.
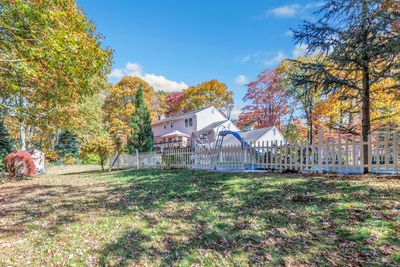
<box><xmin>127</xmin><ymin>85</ymin><xmax>154</xmax><ymax>153</ymax></box>
<box><xmin>55</xmin><ymin>131</ymin><xmax>80</xmax><ymax>160</ymax></box>
<box><xmin>0</xmin><ymin>119</ymin><xmax>14</xmax><ymax>170</ymax></box>
<box><xmin>292</xmin><ymin>0</ymin><xmax>400</xmax><ymax>173</ymax></box>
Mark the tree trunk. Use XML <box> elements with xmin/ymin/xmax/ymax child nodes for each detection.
<box><xmin>361</xmin><ymin>0</ymin><xmax>371</xmax><ymax>174</ymax></box>
<box><xmin>361</xmin><ymin>67</ymin><xmax>371</xmax><ymax>174</ymax></box>
<box><xmin>308</xmin><ymin>99</ymin><xmax>313</xmax><ymax>145</ymax></box>
<box><xmin>19</xmin><ymin>96</ymin><xmax>26</xmax><ymax>151</ymax></box>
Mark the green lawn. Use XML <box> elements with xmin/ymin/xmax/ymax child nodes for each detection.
<box><xmin>1</xmin><ymin>168</ymin><xmax>399</xmax><ymax>266</ymax></box>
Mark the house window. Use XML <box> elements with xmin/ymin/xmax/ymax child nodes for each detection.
<box><xmin>185</xmin><ymin>118</ymin><xmax>193</xmax><ymax>127</ymax></box>
<box><xmin>170</xmin><ymin>122</ymin><xmax>173</xmax><ymax>128</ymax></box>
<box><xmin>163</xmin><ymin>123</ymin><xmax>167</xmax><ymax>129</ymax></box>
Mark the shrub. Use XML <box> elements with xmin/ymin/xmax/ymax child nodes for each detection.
<box><xmin>81</xmin><ymin>136</ymin><xmax>114</xmax><ymax>171</ymax></box>
<box><xmin>63</xmin><ymin>156</ymin><xmax>77</xmax><ymax>165</ymax></box>
<box><xmin>4</xmin><ymin>152</ymin><xmax>36</xmax><ymax>178</ymax></box>
<box><xmin>0</xmin><ymin>119</ymin><xmax>14</xmax><ymax>171</ymax></box>
<box><xmin>81</xmin><ymin>153</ymin><xmax>100</xmax><ymax>164</ymax></box>
<box><xmin>45</xmin><ymin>151</ymin><xmax>58</xmax><ymax>162</ymax></box>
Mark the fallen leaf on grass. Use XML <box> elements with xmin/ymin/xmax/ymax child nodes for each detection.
<box><xmin>379</xmin><ymin>245</ymin><xmax>395</xmax><ymax>255</ymax></box>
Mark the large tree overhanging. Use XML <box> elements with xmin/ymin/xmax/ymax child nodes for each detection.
<box><xmin>292</xmin><ymin>0</ymin><xmax>400</xmax><ymax>173</ymax></box>
<box><xmin>0</xmin><ymin>0</ymin><xmax>112</xmax><ymax>150</ymax></box>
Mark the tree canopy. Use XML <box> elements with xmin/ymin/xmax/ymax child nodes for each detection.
<box><xmin>238</xmin><ymin>69</ymin><xmax>290</xmax><ymax>131</ymax></box>
<box><xmin>103</xmin><ymin>76</ymin><xmax>157</xmax><ymax>149</ymax></box>
<box><xmin>0</xmin><ymin>0</ymin><xmax>112</xmax><ymax>151</ymax></box>
<box><xmin>292</xmin><ymin>0</ymin><xmax>400</xmax><ymax>172</ymax></box>
<box><xmin>181</xmin><ymin>80</ymin><xmax>233</xmax><ymax>114</ymax></box>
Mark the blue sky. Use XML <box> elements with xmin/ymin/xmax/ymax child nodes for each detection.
<box><xmin>77</xmin><ymin>0</ymin><xmax>319</xmax><ymax>117</ymax></box>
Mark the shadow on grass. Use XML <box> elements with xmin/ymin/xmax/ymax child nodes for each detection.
<box><xmin>1</xmin><ymin>169</ymin><xmax>398</xmax><ymax>265</ymax></box>
<box><xmin>98</xmin><ymin>170</ymin><xmax>400</xmax><ymax>266</ymax></box>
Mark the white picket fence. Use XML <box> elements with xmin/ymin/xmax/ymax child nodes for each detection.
<box><xmin>109</xmin><ymin>132</ymin><xmax>399</xmax><ymax>175</ymax></box>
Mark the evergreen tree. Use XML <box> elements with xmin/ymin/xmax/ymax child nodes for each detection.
<box><xmin>55</xmin><ymin>131</ymin><xmax>80</xmax><ymax>160</ymax></box>
<box><xmin>0</xmin><ymin>119</ymin><xmax>14</xmax><ymax>170</ymax></box>
<box><xmin>127</xmin><ymin>85</ymin><xmax>154</xmax><ymax>153</ymax></box>
<box><xmin>292</xmin><ymin>0</ymin><xmax>400</xmax><ymax>173</ymax></box>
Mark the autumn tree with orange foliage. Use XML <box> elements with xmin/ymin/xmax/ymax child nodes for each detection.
<box><xmin>0</xmin><ymin>0</ymin><xmax>112</xmax><ymax>151</ymax></box>
<box><xmin>238</xmin><ymin>69</ymin><xmax>291</xmax><ymax>131</ymax></box>
<box><xmin>313</xmin><ymin>76</ymin><xmax>400</xmax><ymax>134</ymax></box>
<box><xmin>383</xmin><ymin>0</ymin><xmax>400</xmax><ymax>29</ymax></box>
<box><xmin>293</xmin><ymin>0</ymin><xmax>400</xmax><ymax>173</ymax></box>
<box><xmin>181</xmin><ymin>80</ymin><xmax>233</xmax><ymax>114</ymax></box>
<box><xmin>103</xmin><ymin>76</ymin><xmax>158</xmax><ymax>150</ymax></box>
<box><xmin>166</xmin><ymin>91</ymin><xmax>184</xmax><ymax>115</ymax></box>
<box><xmin>277</xmin><ymin>58</ymin><xmax>323</xmax><ymax>144</ymax></box>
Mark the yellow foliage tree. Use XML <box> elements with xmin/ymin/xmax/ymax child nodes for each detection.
<box><xmin>313</xmin><ymin>77</ymin><xmax>400</xmax><ymax>134</ymax></box>
<box><xmin>80</xmin><ymin>135</ymin><xmax>114</xmax><ymax>171</ymax></box>
<box><xmin>103</xmin><ymin>76</ymin><xmax>157</xmax><ymax>150</ymax></box>
<box><xmin>181</xmin><ymin>80</ymin><xmax>233</xmax><ymax>114</ymax></box>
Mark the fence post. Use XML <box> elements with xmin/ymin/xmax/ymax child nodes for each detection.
<box><xmin>394</xmin><ymin>132</ymin><xmax>398</xmax><ymax>175</ymax></box>
<box><xmin>300</xmin><ymin>143</ymin><xmax>303</xmax><ymax>172</ymax></box>
<box><xmin>305</xmin><ymin>142</ymin><xmax>309</xmax><ymax>172</ymax></box>
<box><xmin>384</xmin><ymin>132</ymin><xmax>389</xmax><ymax>173</ymax></box>
<box><xmin>352</xmin><ymin>135</ymin><xmax>356</xmax><ymax>173</ymax></box>
<box><xmin>367</xmin><ymin>134</ymin><xmax>372</xmax><ymax>173</ymax></box>
<box><xmin>135</xmin><ymin>149</ymin><xmax>139</xmax><ymax>170</ymax></box>
<box><xmin>318</xmin><ymin>132</ymin><xmax>323</xmax><ymax>174</ymax></box>
<box><xmin>282</xmin><ymin>140</ymin><xmax>287</xmax><ymax>171</ymax></box>
<box><xmin>338</xmin><ymin>135</ymin><xmax>342</xmax><ymax>174</ymax></box>
<box><xmin>242</xmin><ymin>145</ymin><xmax>246</xmax><ymax>173</ymax></box>
<box><xmin>376</xmin><ymin>133</ymin><xmax>380</xmax><ymax>174</ymax></box>
<box><xmin>359</xmin><ymin>136</ymin><xmax>364</xmax><ymax>175</ymax></box>
<box><xmin>345</xmin><ymin>135</ymin><xmax>349</xmax><ymax>173</ymax></box>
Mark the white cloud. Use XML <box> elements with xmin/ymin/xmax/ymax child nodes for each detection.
<box><xmin>109</xmin><ymin>69</ymin><xmax>124</xmax><ymax>79</ymax></box>
<box><xmin>268</xmin><ymin>4</ymin><xmax>300</xmax><ymax>18</ymax></box>
<box><xmin>292</xmin><ymin>44</ymin><xmax>308</xmax><ymax>58</ymax></box>
<box><xmin>239</xmin><ymin>55</ymin><xmax>252</xmax><ymax>63</ymax></box>
<box><xmin>238</xmin><ymin>51</ymin><xmax>273</xmax><ymax>65</ymax></box>
<box><xmin>109</xmin><ymin>62</ymin><xmax>188</xmax><ymax>92</ymax></box>
<box><xmin>235</xmin><ymin>75</ymin><xmax>248</xmax><ymax>85</ymax></box>
<box><xmin>285</xmin><ymin>30</ymin><xmax>294</xmax><ymax>37</ymax></box>
<box><xmin>265</xmin><ymin>51</ymin><xmax>286</xmax><ymax>66</ymax></box>
<box><xmin>305</xmin><ymin>2</ymin><xmax>324</xmax><ymax>9</ymax></box>
<box><xmin>125</xmin><ymin>62</ymin><xmax>142</xmax><ymax>76</ymax></box>
<box><xmin>262</xmin><ymin>2</ymin><xmax>322</xmax><ymax>20</ymax></box>
<box><xmin>142</xmin><ymin>74</ymin><xmax>188</xmax><ymax>92</ymax></box>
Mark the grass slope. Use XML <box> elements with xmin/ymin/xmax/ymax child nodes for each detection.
<box><xmin>0</xmin><ymin>168</ymin><xmax>399</xmax><ymax>266</ymax></box>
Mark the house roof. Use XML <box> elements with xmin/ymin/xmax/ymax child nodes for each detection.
<box><xmin>152</xmin><ymin>107</ymin><xmax>210</xmax><ymax>125</ymax></box>
<box><xmin>197</xmin><ymin>120</ymin><xmax>228</xmax><ymax>133</ymax></box>
<box><xmin>222</xmin><ymin>127</ymin><xmax>274</xmax><ymax>146</ymax></box>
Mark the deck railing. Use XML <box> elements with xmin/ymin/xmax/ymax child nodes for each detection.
<box><xmin>109</xmin><ymin>132</ymin><xmax>399</xmax><ymax>175</ymax></box>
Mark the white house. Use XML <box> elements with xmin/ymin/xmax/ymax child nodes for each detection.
<box><xmin>152</xmin><ymin>106</ymin><xmax>238</xmax><ymax>149</ymax></box>
<box><xmin>151</xmin><ymin>106</ymin><xmax>285</xmax><ymax>149</ymax></box>
<box><xmin>220</xmin><ymin>126</ymin><xmax>285</xmax><ymax>147</ymax></box>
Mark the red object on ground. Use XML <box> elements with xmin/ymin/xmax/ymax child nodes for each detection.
<box><xmin>3</xmin><ymin>151</ymin><xmax>36</xmax><ymax>178</ymax></box>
